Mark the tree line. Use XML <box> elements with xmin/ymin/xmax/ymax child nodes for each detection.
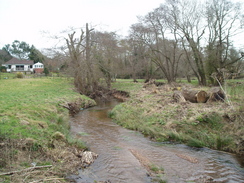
<box><xmin>1</xmin><ymin>0</ymin><xmax>243</xmax><ymax>96</ymax></box>
<box><xmin>60</xmin><ymin>0</ymin><xmax>243</xmax><ymax>96</ymax></box>
<box><xmin>129</xmin><ymin>0</ymin><xmax>244</xmax><ymax>85</ymax></box>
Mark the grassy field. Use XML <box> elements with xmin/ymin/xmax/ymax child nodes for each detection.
<box><xmin>0</xmin><ymin>75</ymin><xmax>95</xmax><ymax>182</ymax></box>
<box><xmin>111</xmin><ymin>79</ymin><xmax>244</xmax><ymax>156</ymax></box>
<box><xmin>0</xmin><ymin>75</ymin><xmax>243</xmax><ymax>181</ymax></box>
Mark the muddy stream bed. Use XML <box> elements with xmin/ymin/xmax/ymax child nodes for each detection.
<box><xmin>69</xmin><ymin>99</ymin><xmax>244</xmax><ymax>183</ymax></box>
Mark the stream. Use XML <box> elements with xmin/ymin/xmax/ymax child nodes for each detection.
<box><xmin>69</xmin><ymin>99</ymin><xmax>244</xmax><ymax>183</ymax></box>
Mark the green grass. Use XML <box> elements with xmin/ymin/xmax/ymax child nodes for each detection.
<box><xmin>0</xmin><ymin>72</ymin><xmax>15</xmax><ymax>79</ymax></box>
<box><xmin>0</xmin><ymin>77</ymin><xmax>94</xmax><ymax>147</ymax></box>
<box><xmin>149</xmin><ymin>164</ymin><xmax>164</xmax><ymax>173</ymax></box>
<box><xmin>226</xmin><ymin>80</ymin><xmax>244</xmax><ymax>101</ymax></box>
<box><xmin>112</xmin><ymin>79</ymin><xmax>143</xmax><ymax>95</ymax></box>
<box><xmin>111</xmin><ymin>79</ymin><xmax>244</xmax><ymax>154</ymax></box>
<box><xmin>0</xmin><ymin>76</ymin><xmax>96</xmax><ymax>181</ymax></box>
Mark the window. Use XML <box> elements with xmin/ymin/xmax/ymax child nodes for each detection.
<box><xmin>16</xmin><ymin>65</ymin><xmax>24</xmax><ymax>70</ymax></box>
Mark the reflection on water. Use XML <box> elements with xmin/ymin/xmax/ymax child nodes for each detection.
<box><xmin>69</xmin><ymin>99</ymin><xmax>244</xmax><ymax>183</ymax></box>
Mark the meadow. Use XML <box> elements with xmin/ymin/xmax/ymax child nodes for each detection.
<box><xmin>0</xmin><ymin>76</ymin><xmax>94</xmax><ymax>141</ymax></box>
<box><xmin>0</xmin><ymin>75</ymin><xmax>95</xmax><ymax>182</ymax></box>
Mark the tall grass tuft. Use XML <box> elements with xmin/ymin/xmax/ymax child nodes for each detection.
<box><xmin>187</xmin><ymin>138</ymin><xmax>205</xmax><ymax>148</ymax></box>
<box><xmin>216</xmin><ymin>135</ymin><xmax>233</xmax><ymax>150</ymax></box>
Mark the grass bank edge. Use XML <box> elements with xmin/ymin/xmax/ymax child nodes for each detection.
<box><xmin>111</xmin><ymin>79</ymin><xmax>244</xmax><ymax>155</ymax></box>
<box><xmin>0</xmin><ymin>78</ymin><xmax>96</xmax><ymax>174</ymax></box>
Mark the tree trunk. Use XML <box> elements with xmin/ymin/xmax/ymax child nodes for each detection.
<box><xmin>173</xmin><ymin>91</ymin><xmax>186</xmax><ymax>103</ymax></box>
<box><xmin>186</xmin><ymin>75</ymin><xmax>191</xmax><ymax>83</ymax></box>
<box><xmin>207</xmin><ymin>87</ymin><xmax>225</xmax><ymax>102</ymax></box>
<box><xmin>182</xmin><ymin>89</ymin><xmax>208</xmax><ymax>103</ymax></box>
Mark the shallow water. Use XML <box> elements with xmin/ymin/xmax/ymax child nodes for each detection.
<box><xmin>69</xmin><ymin>99</ymin><xmax>244</xmax><ymax>183</ymax></box>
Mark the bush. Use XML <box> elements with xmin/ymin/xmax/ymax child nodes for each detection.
<box><xmin>0</xmin><ymin>66</ymin><xmax>6</xmax><ymax>72</ymax></box>
<box><xmin>44</xmin><ymin>68</ymin><xmax>49</xmax><ymax>76</ymax></box>
<box><xmin>16</xmin><ymin>72</ymin><xmax>24</xmax><ymax>78</ymax></box>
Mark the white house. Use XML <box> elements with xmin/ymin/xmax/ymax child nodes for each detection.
<box><xmin>2</xmin><ymin>57</ymin><xmax>34</xmax><ymax>73</ymax></box>
<box><xmin>33</xmin><ymin>62</ymin><xmax>44</xmax><ymax>73</ymax></box>
<box><xmin>2</xmin><ymin>58</ymin><xmax>44</xmax><ymax>73</ymax></box>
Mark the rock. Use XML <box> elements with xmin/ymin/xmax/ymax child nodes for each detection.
<box><xmin>81</xmin><ymin>151</ymin><xmax>98</xmax><ymax>165</ymax></box>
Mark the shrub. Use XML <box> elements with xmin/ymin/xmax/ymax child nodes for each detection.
<box><xmin>0</xmin><ymin>66</ymin><xmax>6</xmax><ymax>72</ymax></box>
<box><xmin>44</xmin><ymin>68</ymin><xmax>49</xmax><ymax>76</ymax></box>
<box><xmin>16</xmin><ymin>72</ymin><xmax>24</xmax><ymax>78</ymax></box>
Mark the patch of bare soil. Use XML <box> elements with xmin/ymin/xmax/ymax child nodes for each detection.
<box><xmin>59</xmin><ymin>98</ymin><xmax>96</xmax><ymax>116</ymax></box>
<box><xmin>88</xmin><ymin>86</ymin><xmax>130</xmax><ymax>101</ymax></box>
<box><xmin>109</xmin><ymin>89</ymin><xmax>130</xmax><ymax>101</ymax></box>
<box><xmin>60</xmin><ymin>89</ymin><xmax>129</xmax><ymax>116</ymax></box>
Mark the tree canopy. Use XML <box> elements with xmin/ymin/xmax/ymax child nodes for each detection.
<box><xmin>2</xmin><ymin>40</ymin><xmax>45</xmax><ymax>63</ymax></box>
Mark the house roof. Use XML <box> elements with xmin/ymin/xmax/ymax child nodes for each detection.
<box><xmin>4</xmin><ymin>57</ymin><xmax>34</xmax><ymax>65</ymax></box>
<box><xmin>33</xmin><ymin>62</ymin><xmax>43</xmax><ymax>65</ymax></box>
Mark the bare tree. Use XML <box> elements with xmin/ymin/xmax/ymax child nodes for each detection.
<box><xmin>226</xmin><ymin>48</ymin><xmax>244</xmax><ymax>78</ymax></box>
<box><xmin>206</xmin><ymin>0</ymin><xmax>244</xmax><ymax>83</ymax></box>
<box><xmin>130</xmin><ymin>5</ymin><xmax>184</xmax><ymax>83</ymax></box>
<box><xmin>91</xmin><ymin>31</ymin><xmax>119</xmax><ymax>88</ymax></box>
<box><xmin>66</xmin><ymin>30</ymin><xmax>86</xmax><ymax>93</ymax></box>
<box><xmin>120</xmin><ymin>37</ymin><xmax>148</xmax><ymax>82</ymax></box>
<box><xmin>166</xmin><ymin>0</ymin><xmax>207</xmax><ymax>85</ymax></box>
<box><xmin>65</xmin><ymin>24</ymin><xmax>98</xmax><ymax>96</ymax></box>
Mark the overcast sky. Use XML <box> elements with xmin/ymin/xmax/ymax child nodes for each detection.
<box><xmin>0</xmin><ymin>0</ymin><xmax>243</xmax><ymax>51</ymax></box>
<box><xmin>0</xmin><ymin>0</ymin><xmax>164</xmax><ymax>50</ymax></box>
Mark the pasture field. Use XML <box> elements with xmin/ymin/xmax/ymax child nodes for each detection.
<box><xmin>0</xmin><ymin>75</ymin><xmax>95</xmax><ymax>182</ymax></box>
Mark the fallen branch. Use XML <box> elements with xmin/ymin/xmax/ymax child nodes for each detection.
<box><xmin>212</xmin><ymin>75</ymin><xmax>233</xmax><ymax>108</ymax></box>
<box><xmin>59</xmin><ymin>102</ymin><xmax>80</xmax><ymax>115</ymax></box>
<box><xmin>0</xmin><ymin>165</ymin><xmax>52</xmax><ymax>176</ymax></box>
<box><xmin>58</xmin><ymin>103</ymin><xmax>70</xmax><ymax>110</ymax></box>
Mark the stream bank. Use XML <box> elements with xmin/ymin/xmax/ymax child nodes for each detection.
<box><xmin>69</xmin><ymin>99</ymin><xmax>244</xmax><ymax>183</ymax></box>
<box><xmin>111</xmin><ymin>81</ymin><xmax>244</xmax><ymax>157</ymax></box>
<box><xmin>0</xmin><ymin>78</ymin><xmax>100</xmax><ymax>183</ymax></box>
